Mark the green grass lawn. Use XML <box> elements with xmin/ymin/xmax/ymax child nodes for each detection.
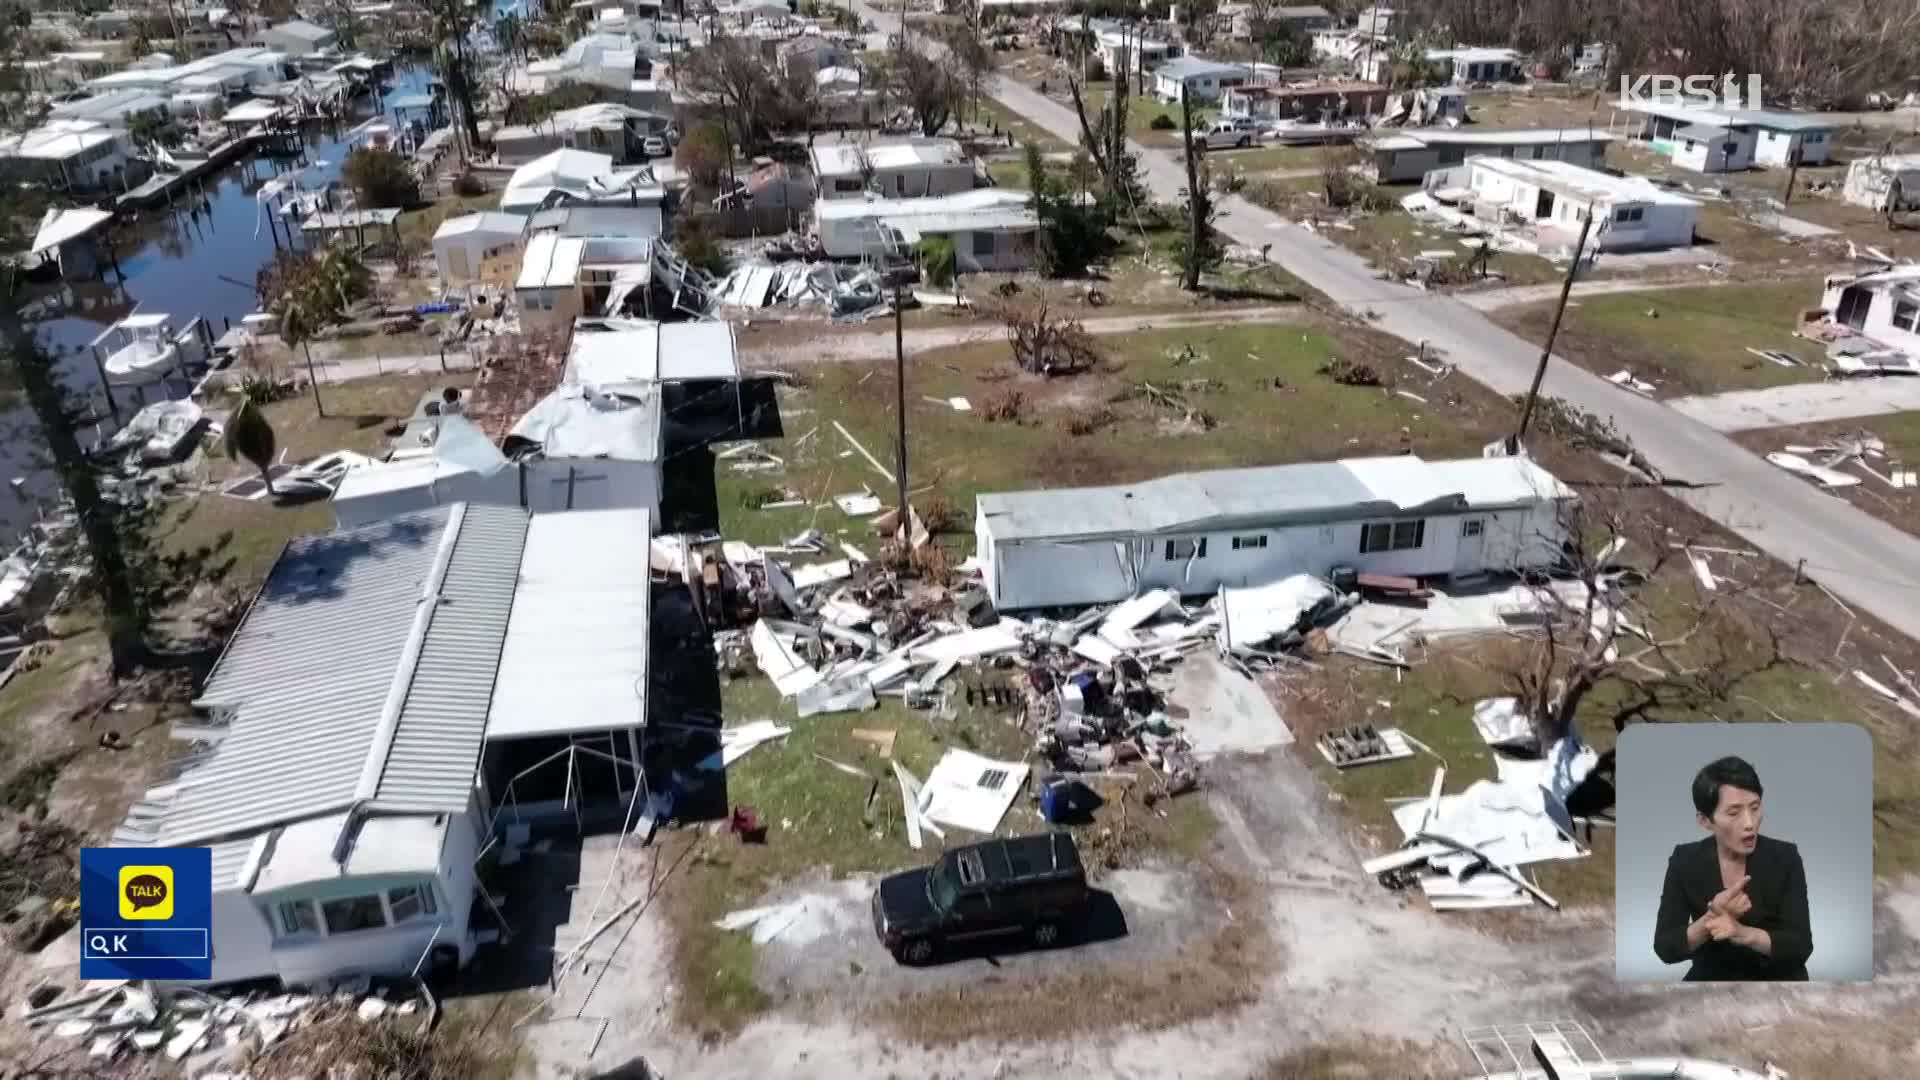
<box><xmin>713</xmin><ymin>323</ymin><xmax>1498</xmax><ymax>553</ymax></box>
<box><xmin>973</xmin><ymin>96</ymin><xmax>1069</xmax><ymax>153</ymax></box>
<box><xmin>396</xmin><ymin>193</ymin><xmax>496</xmax><ymax>248</ymax></box>
<box><xmin>1733</xmin><ymin>411</ymin><xmax>1920</xmax><ymax>540</ymax></box>
<box><xmin>1493</xmin><ymin>278</ymin><xmax>1831</xmax><ymax>397</ymax></box>
<box><xmin>155</xmin><ymin>373</ymin><xmax>473</xmax><ymax>601</ymax></box>
<box><xmin>1073</xmin><ymin>84</ymin><xmax>1211</xmax><ymax>146</ymax></box>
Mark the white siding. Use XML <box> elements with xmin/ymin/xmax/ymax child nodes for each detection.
<box><xmin>983</xmin><ymin>510</ymin><xmax>1568</xmax><ymax>610</ymax></box>
<box><xmin>209</xmin><ymin>887</ymin><xmax>279</xmax><ymax>983</ymax></box>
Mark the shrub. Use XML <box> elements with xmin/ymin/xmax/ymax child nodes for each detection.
<box><xmin>341</xmin><ymin>147</ymin><xmax>419</xmax><ymax>209</ymax></box>
<box><xmin>918</xmin><ymin>235</ymin><xmax>957</xmax><ymax>287</ymax></box>
<box><xmin>1087</xmin><ymin>57</ymin><xmax>1108</xmax><ymax>81</ymax></box>
<box><xmin>451</xmin><ymin>172</ymin><xmax>486</xmax><ymax>197</ymax></box>
<box><xmin>675</xmin><ymin>215</ymin><xmax>730</xmax><ymax>277</ymax></box>
<box><xmin>1149</xmin><ymin>113</ymin><xmax>1176</xmax><ymax>130</ymax></box>
<box><xmin>1057</xmin><ymin>407</ymin><xmax>1115</xmax><ymax>436</ymax></box>
<box><xmin>980</xmin><ymin>388</ymin><xmax>1025</xmax><ymax>422</ymax></box>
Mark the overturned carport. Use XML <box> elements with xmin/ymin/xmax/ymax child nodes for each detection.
<box><xmin>480</xmin><ymin>508</ymin><xmax>653</xmax><ymax>829</ymax></box>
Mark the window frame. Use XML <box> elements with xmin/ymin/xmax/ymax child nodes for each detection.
<box><xmin>1894</xmin><ymin>298</ymin><xmax>1920</xmax><ymax>333</ymax></box>
<box><xmin>1359</xmin><ymin>519</ymin><xmax>1426</xmax><ymax>554</ymax></box>
<box><xmin>1164</xmin><ymin>536</ymin><xmax>1208</xmax><ymax>561</ymax></box>
<box><xmin>386</xmin><ymin>883</ymin><xmax>439</xmax><ymax>924</ymax></box>
<box><xmin>1231</xmin><ymin>533</ymin><xmax>1268</xmax><ymax>551</ymax></box>
<box><xmin>320</xmin><ymin>893</ymin><xmax>389</xmax><ymax>936</ymax></box>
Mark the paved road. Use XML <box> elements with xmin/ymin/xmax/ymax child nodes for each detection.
<box><xmin>1672</xmin><ymin>378</ymin><xmax>1920</xmax><ymax>432</ymax></box>
<box><xmin>858</xmin><ymin>0</ymin><xmax>1920</xmax><ymax>638</ymax></box>
<box><xmin>741</xmin><ymin>304</ymin><xmax>1306</xmax><ymax>362</ymax></box>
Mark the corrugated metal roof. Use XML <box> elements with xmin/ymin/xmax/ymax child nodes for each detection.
<box><xmin>978</xmin><ymin>456</ymin><xmax>1570</xmax><ymax>542</ymax></box>
<box><xmin>158</xmin><ymin>506</ymin><xmax>532</xmax><ymax>849</ymax></box>
<box><xmin>168</xmin><ymin>510</ymin><xmax>454</xmax><ymax>846</ymax></box>
<box><xmin>373</xmin><ymin>504</ymin><xmax>528</xmax><ymax>810</ymax></box>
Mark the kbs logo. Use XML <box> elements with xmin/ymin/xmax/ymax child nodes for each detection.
<box><xmin>118</xmin><ymin>865</ymin><xmax>174</xmax><ymax>920</ymax></box>
<box><xmin>1618</xmin><ymin>73</ymin><xmax>1764</xmax><ymax>111</ymax></box>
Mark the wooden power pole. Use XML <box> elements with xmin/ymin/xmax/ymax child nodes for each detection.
<box><xmin>893</xmin><ymin>284</ymin><xmax>909</xmax><ymax>544</ymax></box>
<box><xmin>1515</xmin><ymin>211</ymin><xmax>1595</xmax><ymax>444</ymax></box>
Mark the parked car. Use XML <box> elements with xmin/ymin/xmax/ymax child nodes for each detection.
<box><xmin>872</xmin><ymin>832</ymin><xmax>1089</xmax><ymax>964</ymax></box>
<box><xmin>1190</xmin><ymin>118</ymin><xmax>1259</xmax><ymax>152</ymax></box>
<box><xmin>641</xmin><ymin>135</ymin><xmax>668</xmax><ymax>158</ymax></box>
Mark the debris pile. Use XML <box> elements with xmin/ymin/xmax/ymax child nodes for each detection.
<box><xmin>1767</xmin><ymin>432</ymin><xmax>1914</xmax><ymax>491</ymax></box>
<box><xmin>713</xmin><ymin>259</ymin><xmax>899</xmax><ymax>320</ymax></box>
<box><xmin>21</xmin><ymin>977</ymin><xmax>434</xmax><ymax>1072</ymax></box>
<box><xmin>1360</xmin><ymin>701</ymin><xmax>1606</xmax><ymax>912</ymax></box>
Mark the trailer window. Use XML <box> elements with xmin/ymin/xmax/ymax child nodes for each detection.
<box><xmin>1360</xmin><ymin>520</ymin><xmax>1425</xmax><ymax>553</ymax></box>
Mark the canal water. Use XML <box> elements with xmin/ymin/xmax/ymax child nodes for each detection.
<box><xmin>3</xmin><ymin>62</ymin><xmax>441</xmax><ymax>539</ymax></box>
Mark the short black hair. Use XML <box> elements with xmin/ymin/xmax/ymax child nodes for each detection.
<box><xmin>1692</xmin><ymin>756</ymin><xmax>1763</xmax><ymax>818</ymax></box>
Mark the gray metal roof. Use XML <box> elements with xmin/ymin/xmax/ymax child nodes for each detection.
<box><xmin>373</xmin><ymin>505</ymin><xmax>529</xmax><ymax>810</ymax></box>
<box><xmin>159</xmin><ymin>505</ymin><xmax>529</xmax><ymax>848</ymax></box>
<box><xmin>976</xmin><ymin>456</ymin><xmax>1562</xmax><ymax>542</ymax></box>
<box><xmin>1153</xmin><ymin>55</ymin><xmax>1250</xmax><ymax>82</ymax></box>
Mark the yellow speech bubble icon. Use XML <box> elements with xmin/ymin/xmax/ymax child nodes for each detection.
<box><xmin>118</xmin><ymin>865</ymin><xmax>174</xmax><ymax>920</ymax></box>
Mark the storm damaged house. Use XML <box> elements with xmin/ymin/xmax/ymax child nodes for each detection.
<box><xmin>973</xmin><ymin>455</ymin><xmax>1573</xmax><ymax>610</ymax></box>
<box><xmin>113</xmin><ymin>504</ymin><xmax>652</xmax><ymax>987</ymax></box>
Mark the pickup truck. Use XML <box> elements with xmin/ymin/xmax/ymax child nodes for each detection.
<box><xmin>872</xmin><ymin>832</ymin><xmax>1089</xmax><ymax>964</ymax></box>
<box><xmin>1190</xmin><ymin>118</ymin><xmax>1260</xmax><ymax>152</ymax></box>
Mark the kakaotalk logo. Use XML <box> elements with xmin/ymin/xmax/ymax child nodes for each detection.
<box><xmin>1618</xmin><ymin>73</ymin><xmax>1764</xmax><ymax>110</ymax></box>
<box><xmin>118</xmin><ymin>865</ymin><xmax>175</xmax><ymax>920</ymax></box>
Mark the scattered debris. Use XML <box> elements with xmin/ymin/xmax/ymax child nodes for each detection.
<box><xmin>1766</xmin><ymin>451</ymin><xmax>1862</xmax><ymax>489</ymax></box>
<box><xmin>1606</xmin><ymin>369</ymin><xmax>1658</xmax><ymax>396</ymax></box>
<box><xmin>1318</xmin><ymin>357</ymin><xmax>1382</xmax><ymax>386</ymax></box>
<box><xmin>1316</xmin><ymin>725</ymin><xmax>1414</xmax><ymax>768</ymax></box>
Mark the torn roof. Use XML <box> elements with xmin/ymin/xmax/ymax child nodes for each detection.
<box><xmin>978</xmin><ymin>456</ymin><xmax>1572</xmax><ymax>542</ymax></box>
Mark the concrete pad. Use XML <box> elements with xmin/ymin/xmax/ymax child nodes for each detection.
<box><xmin>1167</xmin><ymin>650</ymin><xmax>1291</xmax><ymax>757</ymax></box>
<box><xmin>1670</xmin><ymin>378</ymin><xmax>1920</xmax><ymax>432</ymax></box>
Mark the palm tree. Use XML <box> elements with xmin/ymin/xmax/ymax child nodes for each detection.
<box><xmin>496</xmin><ymin>10</ymin><xmax>525</xmax><ymax>64</ymax></box>
<box><xmin>224</xmin><ymin>399</ymin><xmax>279</xmax><ymax>496</ymax></box>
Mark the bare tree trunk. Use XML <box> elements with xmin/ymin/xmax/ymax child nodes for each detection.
<box><xmin>1180</xmin><ymin>85</ymin><xmax>1202</xmax><ymax>292</ymax></box>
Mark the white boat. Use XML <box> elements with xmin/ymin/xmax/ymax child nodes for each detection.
<box><xmin>1265</xmin><ymin>119</ymin><xmax>1366</xmax><ymax>146</ymax></box>
<box><xmin>0</xmin><ymin>553</ymin><xmax>34</xmax><ymax>612</ymax></box>
<box><xmin>105</xmin><ymin>399</ymin><xmax>207</xmax><ymax>464</ymax></box>
<box><xmin>91</xmin><ymin>313</ymin><xmax>211</xmax><ymax>387</ymax></box>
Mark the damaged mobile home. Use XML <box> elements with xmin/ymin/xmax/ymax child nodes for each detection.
<box><xmin>113</xmin><ymin>504</ymin><xmax>653</xmax><ymax>987</ymax></box>
<box><xmin>974</xmin><ymin>455</ymin><xmax>1573</xmax><ymax>610</ymax></box>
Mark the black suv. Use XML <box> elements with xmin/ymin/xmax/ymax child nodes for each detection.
<box><xmin>871</xmin><ymin>832</ymin><xmax>1089</xmax><ymax>964</ymax></box>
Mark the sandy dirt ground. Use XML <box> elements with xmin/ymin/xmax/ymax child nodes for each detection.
<box><xmin>520</xmin><ymin>737</ymin><xmax>1920</xmax><ymax>1080</ymax></box>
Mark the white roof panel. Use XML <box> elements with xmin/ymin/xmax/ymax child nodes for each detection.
<box><xmin>485</xmin><ymin>509</ymin><xmax>652</xmax><ymax>739</ymax></box>
<box><xmin>517</xmin><ymin>232</ymin><xmax>587</xmax><ymax>289</ymax></box>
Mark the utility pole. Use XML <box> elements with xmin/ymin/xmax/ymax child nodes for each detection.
<box><xmin>1514</xmin><ymin>210</ymin><xmax>1594</xmax><ymax>445</ymax></box>
<box><xmin>892</xmin><ymin>283</ymin><xmax>909</xmax><ymax>548</ymax></box>
<box><xmin>1782</xmin><ymin>148</ymin><xmax>1801</xmax><ymax>207</ymax></box>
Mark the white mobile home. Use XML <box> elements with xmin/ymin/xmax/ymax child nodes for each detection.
<box><xmin>1150</xmin><ymin>56</ymin><xmax>1250</xmax><ymax>104</ymax></box>
<box><xmin>815</xmin><ymin>189</ymin><xmax>1037</xmax><ymax>269</ymax></box>
<box><xmin>1425</xmin><ymin>156</ymin><xmax>1699</xmax><ymax>253</ymax></box>
<box><xmin>1668</xmin><ymin>123</ymin><xmax>1754</xmax><ymax>173</ymax></box>
<box><xmin>0</xmin><ymin>120</ymin><xmax>143</xmax><ymax>193</ymax></box>
<box><xmin>432</xmin><ymin>211</ymin><xmax>527</xmax><ymax>284</ymax></box>
<box><xmin>1823</xmin><ymin>265</ymin><xmax>1920</xmax><ymax>356</ymax></box>
<box><xmin>974</xmin><ymin>456</ymin><xmax>1574</xmax><ymax>611</ymax></box>
<box><xmin>114</xmin><ymin>504</ymin><xmax>656</xmax><ymax>987</ymax></box>
<box><xmin>253</xmin><ymin>18</ymin><xmax>337</xmax><ymax>55</ymax></box>
<box><xmin>1365</xmin><ymin>128</ymin><xmax>1611</xmax><ymax>183</ymax></box>
<box><xmin>1620</xmin><ymin>99</ymin><xmax>1836</xmax><ymax>168</ymax></box>
<box><xmin>1425</xmin><ymin>47</ymin><xmax>1523</xmax><ymax>84</ymax></box>
<box><xmin>809</xmin><ymin>138</ymin><xmax>977</xmax><ymax>201</ymax></box>
<box><xmin>1843</xmin><ymin>154</ymin><xmax>1920</xmax><ymax>213</ymax></box>
<box><xmin>507</xmin><ymin>384</ymin><xmax>664</xmax><ymax>514</ymax></box>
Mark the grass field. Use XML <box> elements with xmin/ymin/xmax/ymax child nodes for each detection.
<box><xmin>155</xmin><ymin>373</ymin><xmax>474</xmax><ymax>599</ymax></box>
<box><xmin>1733</xmin><ymin>411</ymin><xmax>1920</xmax><ymax>539</ymax></box>
<box><xmin>711</xmin><ymin>321</ymin><xmax>1500</xmax><ymax>552</ymax></box>
<box><xmin>1492</xmin><ymin>278</ymin><xmax>1830</xmax><ymax>396</ymax></box>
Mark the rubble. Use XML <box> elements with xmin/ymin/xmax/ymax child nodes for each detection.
<box><xmin>21</xmin><ymin>979</ymin><xmax>430</xmax><ymax>1069</ymax></box>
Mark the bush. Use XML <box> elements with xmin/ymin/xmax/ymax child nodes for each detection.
<box><xmin>1088</xmin><ymin>57</ymin><xmax>1108</xmax><ymax>81</ymax></box>
<box><xmin>451</xmin><ymin>172</ymin><xmax>486</xmax><ymax>197</ymax></box>
<box><xmin>1057</xmin><ymin>407</ymin><xmax>1114</xmax><ymax>436</ymax></box>
<box><xmin>340</xmin><ymin>147</ymin><xmax>419</xmax><ymax>209</ymax></box>
<box><xmin>675</xmin><ymin>215</ymin><xmax>730</xmax><ymax>277</ymax></box>
<box><xmin>676</xmin><ymin>122</ymin><xmax>731</xmax><ymax>189</ymax></box>
<box><xmin>918</xmin><ymin>235</ymin><xmax>956</xmax><ymax>287</ymax></box>
<box><xmin>1149</xmin><ymin>113</ymin><xmax>1176</xmax><ymax>131</ymax></box>
<box><xmin>980</xmin><ymin>388</ymin><xmax>1025</xmax><ymax>422</ymax></box>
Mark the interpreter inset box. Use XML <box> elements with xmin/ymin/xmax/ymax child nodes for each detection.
<box><xmin>1614</xmin><ymin>724</ymin><xmax>1872</xmax><ymax>983</ymax></box>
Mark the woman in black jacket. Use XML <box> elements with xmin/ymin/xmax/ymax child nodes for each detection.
<box><xmin>1653</xmin><ymin>756</ymin><xmax>1813</xmax><ymax>981</ymax></box>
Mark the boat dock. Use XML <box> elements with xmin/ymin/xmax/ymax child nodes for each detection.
<box><xmin>114</xmin><ymin>133</ymin><xmax>259</xmax><ymax>213</ymax></box>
